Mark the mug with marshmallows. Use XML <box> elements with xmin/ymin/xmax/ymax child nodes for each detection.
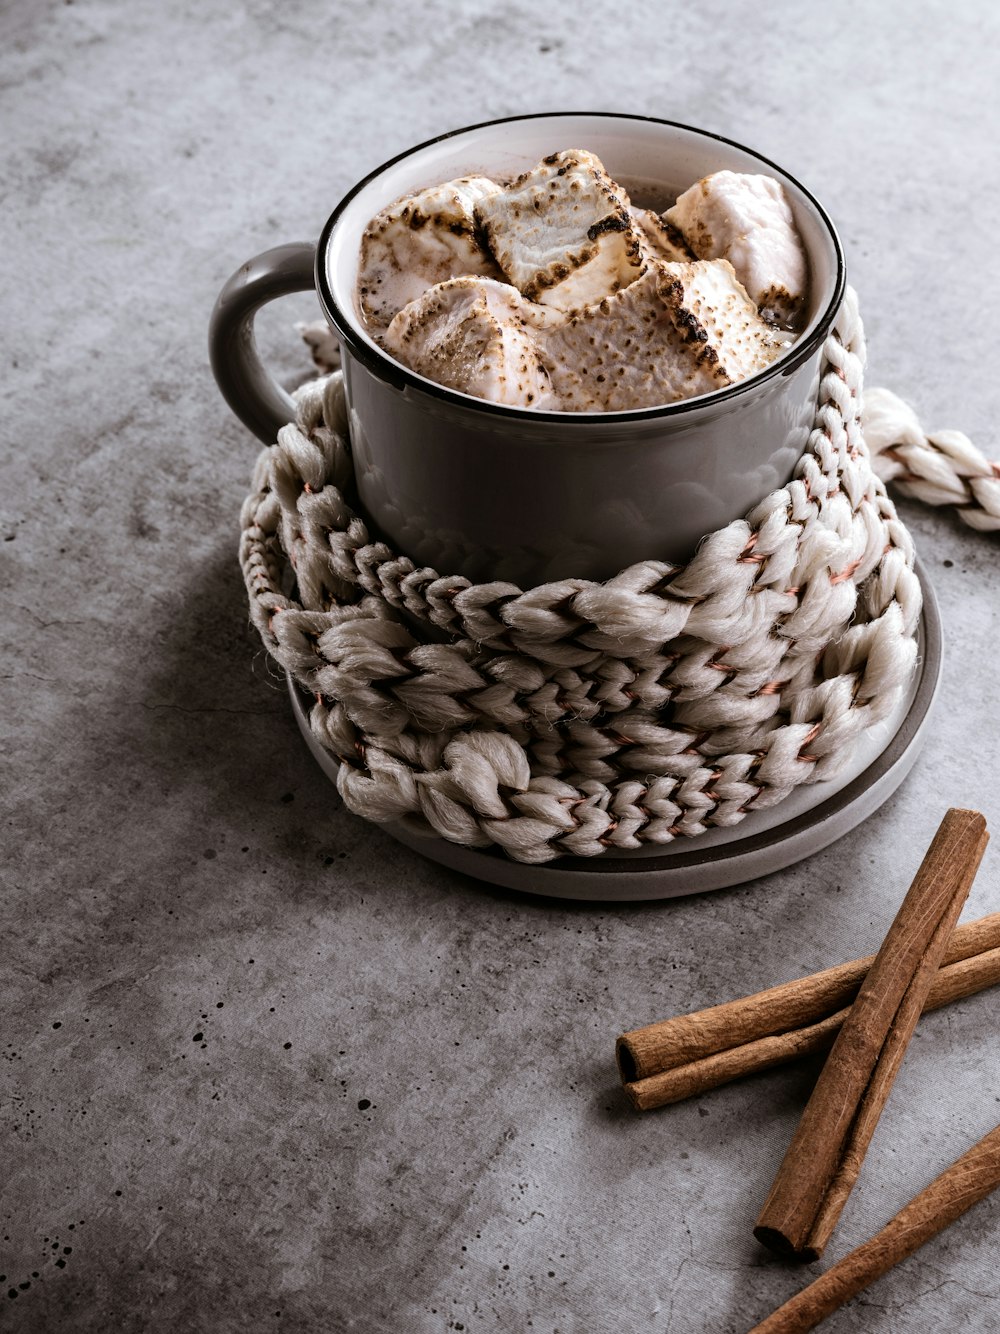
<box><xmin>209</xmin><ymin>112</ymin><xmax>845</xmax><ymax>586</ymax></box>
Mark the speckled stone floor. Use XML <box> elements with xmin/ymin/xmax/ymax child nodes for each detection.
<box><xmin>3</xmin><ymin>2</ymin><xmax>1000</xmax><ymax>1331</ymax></box>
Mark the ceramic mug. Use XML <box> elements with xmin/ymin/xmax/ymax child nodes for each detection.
<box><xmin>209</xmin><ymin>112</ymin><xmax>845</xmax><ymax>585</ymax></box>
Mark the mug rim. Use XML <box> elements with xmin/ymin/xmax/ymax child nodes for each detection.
<box><xmin>315</xmin><ymin>110</ymin><xmax>847</xmax><ymax>423</ymax></box>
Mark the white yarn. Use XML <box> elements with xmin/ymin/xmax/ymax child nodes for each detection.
<box><xmin>863</xmin><ymin>386</ymin><xmax>1000</xmax><ymax>531</ymax></box>
<box><xmin>242</xmin><ymin>292</ymin><xmax>926</xmax><ymax>863</ymax></box>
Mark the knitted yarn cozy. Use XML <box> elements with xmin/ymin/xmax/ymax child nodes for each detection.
<box><xmin>240</xmin><ymin>289</ymin><xmax>929</xmax><ymax>864</ymax></box>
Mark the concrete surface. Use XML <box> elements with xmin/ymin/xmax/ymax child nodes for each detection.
<box><xmin>3</xmin><ymin>2</ymin><xmax>1000</xmax><ymax>1331</ymax></box>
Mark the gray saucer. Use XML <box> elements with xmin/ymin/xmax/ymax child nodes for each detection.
<box><xmin>288</xmin><ymin>559</ymin><xmax>941</xmax><ymax>901</ymax></box>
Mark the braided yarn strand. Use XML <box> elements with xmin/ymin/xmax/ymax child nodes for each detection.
<box><xmin>864</xmin><ymin>387</ymin><xmax>1000</xmax><ymax>532</ymax></box>
<box><xmin>240</xmin><ymin>290</ymin><xmax>922</xmax><ymax>864</ymax></box>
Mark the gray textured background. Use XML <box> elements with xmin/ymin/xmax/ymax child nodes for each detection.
<box><xmin>3</xmin><ymin>1</ymin><xmax>1000</xmax><ymax>1331</ymax></box>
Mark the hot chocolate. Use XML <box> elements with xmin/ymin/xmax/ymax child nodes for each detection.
<box><xmin>356</xmin><ymin>149</ymin><xmax>808</xmax><ymax>413</ymax></box>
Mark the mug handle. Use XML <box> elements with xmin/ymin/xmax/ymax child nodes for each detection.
<box><xmin>208</xmin><ymin>242</ymin><xmax>318</xmax><ymax>444</ymax></box>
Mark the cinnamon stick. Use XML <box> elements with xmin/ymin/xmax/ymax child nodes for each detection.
<box><xmin>753</xmin><ymin>807</ymin><xmax>988</xmax><ymax>1261</ymax></box>
<box><xmin>748</xmin><ymin>1121</ymin><xmax>1000</xmax><ymax>1333</ymax></box>
<box><xmin>620</xmin><ymin>931</ymin><xmax>1000</xmax><ymax>1111</ymax></box>
<box><xmin>617</xmin><ymin>912</ymin><xmax>1000</xmax><ymax>1085</ymax></box>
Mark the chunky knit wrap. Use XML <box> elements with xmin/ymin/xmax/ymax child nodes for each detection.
<box><xmin>240</xmin><ymin>289</ymin><xmax>926</xmax><ymax>863</ymax></box>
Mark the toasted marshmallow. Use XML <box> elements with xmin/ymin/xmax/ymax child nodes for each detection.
<box><xmin>541</xmin><ymin>259</ymin><xmax>786</xmax><ymax>412</ymax></box>
<box><xmin>475</xmin><ymin>150</ymin><xmax>646</xmax><ymax>312</ymax></box>
<box><xmin>358</xmin><ymin>175</ymin><xmax>504</xmax><ymax>329</ymax></box>
<box><xmin>383</xmin><ymin>276</ymin><xmax>560</xmax><ymax>408</ymax></box>
<box><xmin>633</xmin><ymin>208</ymin><xmax>695</xmax><ymax>265</ymax></box>
<box><xmin>665</xmin><ymin>171</ymin><xmax>808</xmax><ymax>325</ymax></box>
